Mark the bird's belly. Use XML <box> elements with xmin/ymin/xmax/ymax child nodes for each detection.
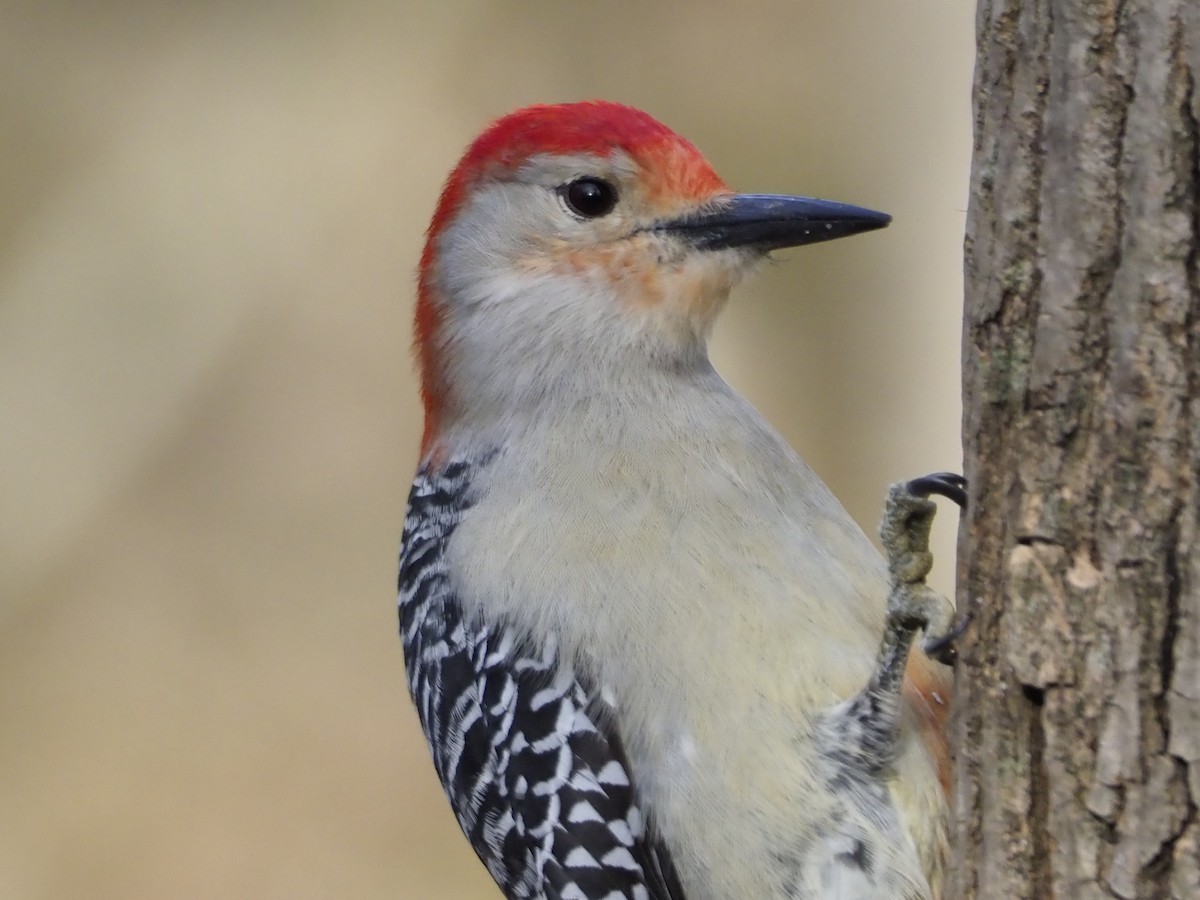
<box><xmin>449</xmin><ymin>434</ymin><xmax>945</xmax><ymax>898</ymax></box>
<box><xmin>616</xmin><ymin>680</ymin><xmax>936</xmax><ymax>900</ymax></box>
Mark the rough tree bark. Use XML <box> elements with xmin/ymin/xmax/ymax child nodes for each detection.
<box><xmin>951</xmin><ymin>1</ymin><xmax>1200</xmax><ymax>897</ymax></box>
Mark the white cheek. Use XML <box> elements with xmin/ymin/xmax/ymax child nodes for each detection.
<box><xmin>457</xmin><ymin>267</ymin><xmax>525</xmax><ymax>310</ymax></box>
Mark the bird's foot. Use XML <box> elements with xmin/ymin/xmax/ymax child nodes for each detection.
<box><xmin>818</xmin><ymin>474</ymin><xmax>968</xmax><ymax>776</ymax></box>
<box><xmin>878</xmin><ymin>473</ymin><xmax>967</xmax><ymax>666</ymax></box>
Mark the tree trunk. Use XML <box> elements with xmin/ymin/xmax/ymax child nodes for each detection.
<box><xmin>952</xmin><ymin>1</ymin><xmax>1200</xmax><ymax>897</ymax></box>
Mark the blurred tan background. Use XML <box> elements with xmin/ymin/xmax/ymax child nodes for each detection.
<box><xmin>0</xmin><ymin>3</ymin><xmax>973</xmax><ymax>897</ymax></box>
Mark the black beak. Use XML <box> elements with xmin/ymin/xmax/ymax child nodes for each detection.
<box><xmin>657</xmin><ymin>193</ymin><xmax>891</xmax><ymax>252</ymax></box>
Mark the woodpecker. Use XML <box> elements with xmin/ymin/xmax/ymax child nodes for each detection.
<box><xmin>398</xmin><ymin>101</ymin><xmax>959</xmax><ymax>899</ymax></box>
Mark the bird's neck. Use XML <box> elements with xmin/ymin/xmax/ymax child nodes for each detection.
<box><xmin>425</xmin><ymin>275</ymin><xmax>724</xmax><ymax>457</ymax></box>
<box><xmin>441</xmin><ymin>350</ymin><xmax>719</xmax><ymax>452</ymax></box>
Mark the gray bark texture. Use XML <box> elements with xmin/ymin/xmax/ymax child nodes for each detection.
<box><xmin>953</xmin><ymin>1</ymin><xmax>1200</xmax><ymax>897</ymax></box>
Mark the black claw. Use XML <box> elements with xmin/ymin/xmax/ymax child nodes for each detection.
<box><xmin>907</xmin><ymin>472</ymin><xmax>968</xmax><ymax>509</ymax></box>
<box><xmin>923</xmin><ymin>613</ymin><xmax>972</xmax><ymax>665</ymax></box>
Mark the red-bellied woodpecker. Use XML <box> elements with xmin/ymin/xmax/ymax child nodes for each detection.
<box><xmin>398</xmin><ymin>101</ymin><xmax>960</xmax><ymax>899</ymax></box>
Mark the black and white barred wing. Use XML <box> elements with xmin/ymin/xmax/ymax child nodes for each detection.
<box><xmin>399</xmin><ymin>462</ymin><xmax>685</xmax><ymax>900</ymax></box>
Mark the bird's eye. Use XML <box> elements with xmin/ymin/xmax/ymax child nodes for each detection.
<box><xmin>560</xmin><ymin>177</ymin><xmax>618</xmax><ymax>218</ymax></box>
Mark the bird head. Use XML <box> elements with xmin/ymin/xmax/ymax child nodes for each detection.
<box><xmin>415</xmin><ymin>101</ymin><xmax>889</xmax><ymax>452</ymax></box>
